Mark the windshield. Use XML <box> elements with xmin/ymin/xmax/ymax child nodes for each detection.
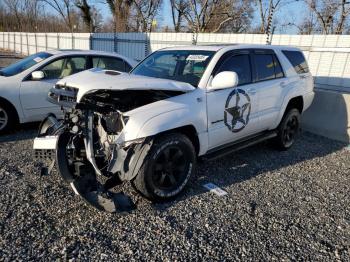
<box><xmin>131</xmin><ymin>50</ymin><xmax>215</xmax><ymax>87</ymax></box>
<box><xmin>0</xmin><ymin>52</ymin><xmax>52</xmax><ymax>77</ymax></box>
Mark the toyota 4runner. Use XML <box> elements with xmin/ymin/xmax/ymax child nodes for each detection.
<box><xmin>33</xmin><ymin>44</ymin><xmax>314</xmax><ymax>212</ymax></box>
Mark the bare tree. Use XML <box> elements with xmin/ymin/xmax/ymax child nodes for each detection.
<box><xmin>24</xmin><ymin>0</ymin><xmax>42</xmax><ymax>31</ymax></box>
<box><xmin>106</xmin><ymin>0</ymin><xmax>133</xmax><ymax>32</ymax></box>
<box><xmin>133</xmin><ymin>0</ymin><xmax>162</xmax><ymax>32</ymax></box>
<box><xmin>170</xmin><ymin>0</ymin><xmax>190</xmax><ymax>32</ymax></box>
<box><xmin>301</xmin><ymin>0</ymin><xmax>350</xmax><ymax>34</ymax></box>
<box><xmin>336</xmin><ymin>0</ymin><xmax>350</xmax><ymax>33</ymax></box>
<box><xmin>181</xmin><ymin>0</ymin><xmax>253</xmax><ymax>33</ymax></box>
<box><xmin>255</xmin><ymin>0</ymin><xmax>289</xmax><ymax>34</ymax></box>
<box><xmin>41</xmin><ymin>0</ymin><xmax>76</xmax><ymax>32</ymax></box>
<box><xmin>75</xmin><ymin>0</ymin><xmax>95</xmax><ymax>32</ymax></box>
<box><xmin>3</xmin><ymin>0</ymin><xmax>24</xmax><ymax>30</ymax></box>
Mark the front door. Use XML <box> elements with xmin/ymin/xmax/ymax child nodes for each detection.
<box><xmin>20</xmin><ymin>56</ymin><xmax>87</xmax><ymax>121</ymax></box>
<box><xmin>207</xmin><ymin>51</ymin><xmax>260</xmax><ymax>149</ymax></box>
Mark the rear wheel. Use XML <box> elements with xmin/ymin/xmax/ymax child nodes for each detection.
<box><xmin>0</xmin><ymin>102</ymin><xmax>17</xmax><ymax>134</ymax></box>
<box><xmin>274</xmin><ymin>108</ymin><xmax>301</xmax><ymax>150</ymax></box>
<box><xmin>132</xmin><ymin>133</ymin><xmax>196</xmax><ymax>201</ymax></box>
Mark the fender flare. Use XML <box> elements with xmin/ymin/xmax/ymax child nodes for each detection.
<box><xmin>274</xmin><ymin>94</ymin><xmax>303</xmax><ymax>129</ymax></box>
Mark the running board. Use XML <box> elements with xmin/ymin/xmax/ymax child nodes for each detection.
<box><xmin>203</xmin><ymin>131</ymin><xmax>278</xmax><ymax>161</ymax></box>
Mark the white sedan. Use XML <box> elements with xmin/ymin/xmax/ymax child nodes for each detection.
<box><xmin>0</xmin><ymin>50</ymin><xmax>137</xmax><ymax>134</ymax></box>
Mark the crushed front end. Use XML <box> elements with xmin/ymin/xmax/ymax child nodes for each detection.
<box><xmin>33</xmin><ymin>84</ymin><xmax>181</xmax><ymax>213</ymax></box>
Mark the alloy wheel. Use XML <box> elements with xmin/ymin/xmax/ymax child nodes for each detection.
<box><xmin>0</xmin><ymin>107</ymin><xmax>8</xmax><ymax>131</ymax></box>
<box><xmin>151</xmin><ymin>146</ymin><xmax>188</xmax><ymax>191</ymax></box>
<box><xmin>283</xmin><ymin>115</ymin><xmax>299</xmax><ymax>147</ymax></box>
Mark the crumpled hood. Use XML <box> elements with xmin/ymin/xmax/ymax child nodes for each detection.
<box><xmin>56</xmin><ymin>68</ymin><xmax>195</xmax><ymax>102</ymax></box>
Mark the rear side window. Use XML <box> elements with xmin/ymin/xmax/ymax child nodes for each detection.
<box><xmin>217</xmin><ymin>54</ymin><xmax>252</xmax><ymax>85</ymax></box>
<box><xmin>282</xmin><ymin>50</ymin><xmax>309</xmax><ymax>74</ymax></box>
<box><xmin>254</xmin><ymin>54</ymin><xmax>284</xmax><ymax>82</ymax></box>
<box><xmin>92</xmin><ymin>56</ymin><xmax>127</xmax><ymax>72</ymax></box>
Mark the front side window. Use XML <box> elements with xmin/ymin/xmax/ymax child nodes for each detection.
<box><xmin>282</xmin><ymin>50</ymin><xmax>309</xmax><ymax>74</ymax></box>
<box><xmin>40</xmin><ymin>56</ymin><xmax>87</xmax><ymax>79</ymax></box>
<box><xmin>131</xmin><ymin>50</ymin><xmax>215</xmax><ymax>87</ymax></box>
<box><xmin>0</xmin><ymin>52</ymin><xmax>52</xmax><ymax>77</ymax></box>
<box><xmin>216</xmin><ymin>54</ymin><xmax>252</xmax><ymax>85</ymax></box>
<box><xmin>92</xmin><ymin>56</ymin><xmax>127</xmax><ymax>72</ymax></box>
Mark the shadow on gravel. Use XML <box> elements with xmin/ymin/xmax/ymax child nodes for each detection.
<box><xmin>153</xmin><ymin>131</ymin><xmax>347</xmax><ymax>212</ymax></box>
<box><xmin>0</xmin><ymin>122</ymin><xmax>39</xmax><ymax>143</ymax></box>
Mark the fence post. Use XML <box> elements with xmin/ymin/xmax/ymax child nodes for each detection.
<box><xmin>57</xmin><ymin>33</ymin><xmax>60</xmax><ymax>49</ymax></box>
<box><xmin>34</xmin><ymin>33</ymin><xmax>38</xmax><ymax>53</ymax></box>
<box><xmin>45</xmin><ymin>33</ymin><xmax>48</xmax><ymax>50</ymax></box>
<box><xmin>144</xmin><ymin>33</ymin><xmax>149</xmax><ymax>57</ymax></box>
<box><xmin>89</xmin><ymin>33</ymin><xmax>93</xmax><ymax>50</ymax></box>
<box><xmin>20</xmin><ymin>32</ymin><xmax>22</xmax><ymax>54</ymax></box>
<box><xmin>7</xmin><ymin>32</ymin><xmax>9</xmax><ymax>50</ymax></box>
<box><xmin>26</xmin><ymin>32</ymin><xmax>29</xmax><ymax>55</ymax></box>
<box><xmin>72</xmin><ymin>33</ymin><xmax>75</xmax><ymax>49</ymax></box>
<box><xmin>114</xmin><ymin>33</ymin><xmax>118</xmax><ymax>53</ymax></box>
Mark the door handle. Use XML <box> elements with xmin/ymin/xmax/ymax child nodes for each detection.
<box><xmin>247</xmin><ymin>88</ymin><xmax>257</xmax><ymax>95</ymax></box>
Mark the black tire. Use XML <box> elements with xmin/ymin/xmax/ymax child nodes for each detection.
<box><xmin>274</xmin><ymin>108</ymin><xmax>301</xmax><ymax>150</ymax></box>
<box><xmin>132</xmin><ymin>133</ymin><xmax>196</xmax><ymax>202</ymax></box>
<box><xmin>0</xmin><ymin>101</ymin><xmax>18</xmax><ymax>135</ymax></box>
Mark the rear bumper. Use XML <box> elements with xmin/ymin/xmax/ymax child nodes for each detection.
<box><xmin>303</xmin><ymin>91</ymin><xmax>315</xmax><ymax>113</ymax></box>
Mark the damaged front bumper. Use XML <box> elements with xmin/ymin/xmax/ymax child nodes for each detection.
<box><xmin>33</xmin><ymin>112</ymin><xmax>152</xmax><ymax>213</ymax></box>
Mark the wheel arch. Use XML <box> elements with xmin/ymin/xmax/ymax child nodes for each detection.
<box><xmin>274</xmin><ymin>95</ymin><xmax>304</xmax><ymax>129</ymax></box>
<box><xmin>154</xmin><ymin>125</ymin><xmax>200</xmax><ymax>156</ymax></box>
<box><xmin>285</xmin><ymin>96</ymin><xmax>304</xmax><ymax>114</ymax></box>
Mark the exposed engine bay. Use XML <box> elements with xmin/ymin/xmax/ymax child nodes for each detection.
<box><xmin>35</xmin><ymin>88</ymin><xmax>186</xmax><ymax>213</ymax></box>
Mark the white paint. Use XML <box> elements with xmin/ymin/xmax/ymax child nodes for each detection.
<box><xmin>56</xmin><ymin>69</ymin><xmax>195</xmax><ymax>103</ymax></box>
<box><xmin>33</xmin><ymin>136</ymin><xmax>58</xmax><ymax>150</ymax></box>
<box><xmin>203</xmin><ymin>183</ymin><xmax>228</xmax><ymax>196</ymax></box>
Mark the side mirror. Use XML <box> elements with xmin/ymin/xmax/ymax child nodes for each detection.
<box><xmin>31</xmin><ymin>71</ymin><xmax>45</xmax><ymax>80</ymax></box>
<box><xmin>210</xmin><ymin>71</ymin><xmax>239</xmax><ymax>90</ymax></box>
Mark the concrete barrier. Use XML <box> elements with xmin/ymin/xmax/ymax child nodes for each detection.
<box><xmin>302</xmin><ymin>89</ymin><xmax>350</xmax><ymax>143</ymax></box>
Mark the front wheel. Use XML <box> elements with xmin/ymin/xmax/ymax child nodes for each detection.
<box><xmin>132</xmin><ymin>133</ymin><xmax>196</xmax><ymax>201</ymax></box>
<box><xmin>274</xmin><ymin>108</ymin><xmax>301</xmax><ymax>150</ymax></box>
<box><xmin>0</xmin><ymin>102</ymin><xmax>17</xmax><ymax>135</ymax></box>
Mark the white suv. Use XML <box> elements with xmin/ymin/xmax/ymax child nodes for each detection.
<box><xmin>34</xmin><ymin>44</ymin><xmax>314</xmax><ymax>212</ymax></box>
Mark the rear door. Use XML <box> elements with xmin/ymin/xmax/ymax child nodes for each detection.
<box><xmin>207</xmin><ymin>50</ymin><xmax>261</xmax><ymax>149</ymax></box>
<box><xmin>251</xmin><ymin>49</ymin><xmax>286</xmax><ymax>131</ymax></box>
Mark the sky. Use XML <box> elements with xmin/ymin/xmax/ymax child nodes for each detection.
<box><xmin>92</xmin><ymin>0</ymin><xmax>306</xmax><ymax>34</ymax></box>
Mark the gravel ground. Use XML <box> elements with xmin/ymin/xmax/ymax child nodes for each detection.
<box><xmin>0</xmin><ymin>52</ymin><xmax>349</xmax><ymax>260</ymax></box>
<box><xmin>0</xmin><ymin>127</ymin><xmax>349</xmax><ymax>261</ymax></box>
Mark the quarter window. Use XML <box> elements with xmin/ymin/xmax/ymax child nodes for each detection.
<box><xmin>217</xmin><ymin>54</ymin><xmax>252</xmax><ymax>85</ymax></box>
<box><xmin>282</xmin><ymin>50</ymin><xmax>309</xmax><ymax>74</ymax></box>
